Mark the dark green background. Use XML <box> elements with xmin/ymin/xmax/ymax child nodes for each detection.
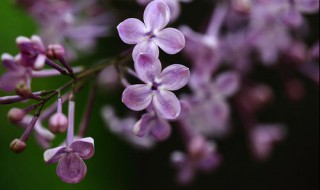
<box><xmin>0</xmin><ymin>0</ymin><xmax>319</xmax><ymax>190</ymax></box>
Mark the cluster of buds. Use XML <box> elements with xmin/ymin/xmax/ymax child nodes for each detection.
<box><xmin>0</xmin><ymin>35</ymin><xmax>94</xmax><ymax>183</ymax></box>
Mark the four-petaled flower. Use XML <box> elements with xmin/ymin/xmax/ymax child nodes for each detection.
<box><xmin>44</xmin><ymin>137</ymin><xmax>94</xmax><ymax>183</ymax></box>
<box><xmin>117</xmin><ymin>0</ymin><xmax>185</xmax><ymax>60</ymax></box>
<box><xmin>122</xmin><ymin>53</ymin><xmax>190</xmax><ymax>120</ymax></box>
<box><xmin>0</xmin><ymin>53</ymin><xmax>32</xmax><ymax>92</ymax></box>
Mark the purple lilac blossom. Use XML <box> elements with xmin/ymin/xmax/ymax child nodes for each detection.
<box><xmin>44</xmin><ymin>137</ymin><xmax>94</xmax><ymax>183</ymax></box>
<box><xmin>101</xmin><ymin>106</ymin><xmax>155</xmax><ymax>149</ymax></box>
<box><xmin>250</xmin><ymin>124</ymin><xmax>287</xmax><ymax>161</ymax></box>
<box><xmin>122</xmin><ymin>53</ymin><xmax>190</xmax><ymax>119</ymax></box>
<box><xmin>44</xmin><ymin>101</ymin><xmax>94</xmax><ymax>183</ymax></box>
<box><xmin>180</xmin><ymin>72</ymin><xmax>240</xmax><ymax>137</ymax></box>
<box><xmin>133</xmin><ymin>109</ymin><xmax>171</xmax><ymax>141</ymax></box>
<box><xmin>0</xmin><ymin>53</ymin><xmax>32</xmax><ymax>92</ymax></box>
<box><xmin>171</xmin><ymin>136</ymin><xmax>221</xmax><ymax>184</ymax></box>
<box><xmin>117</xmin><ymin>0</ymin><xmax>185</xmax><ymax>60</ymax></box>
<box><xmin>17</xmin><ymin>0</ymin><xmax>109</xmax><ymax>60</ymax></box>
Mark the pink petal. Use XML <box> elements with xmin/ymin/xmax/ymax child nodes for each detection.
<box><xmin>57</xmin><ymin>153</ymin><xmax>87</xmax><ymax>183</ymax></box>
<box><xmin>117</xmin><ymin>18</ymin><xmax>147</xmax><ymax>44</ymax></box>
<box><xmin>155</xmin><ymin>28</ymin><xmax>185</xmax><ymax>54</ymax></box>
<box><xmin>153</xmin><ymin>90</ymin><xmax>181</xmax><ymax>119</ymax></box>
<box><xmin>122</xmin><ymin>84</ymin><xmax>153</xmax><ymax>111</ymax></box>
<box><xmin>43</xmin><ymin>146</ymin><xmax>66</xmax><ymax>164</ymax></box>
<box><xmin>70</xmin><ymin>137</ymin><xmax>95</xmax><ymax>160</ymax></box>
<box><xmin>214</xmin><ymin>72</ymin><xmax>240</xmax><ymax>97</ymax></box>
<box><xmin>132</xmin><ymin>40</ymin><xmax>159</xmax><ymax>60</ymax></box>
<box><xmin>134</xmin><ymin>53</ymin><xmax>162</xmax><ymax>83</ymax></box>
<box><xmin>150</xmin><ymin>117</ymin><xmax>171</xmax><ymax>141</ymax></box>
<box><xmin>144</xmin><ymin>0</ymin><xmax>170</xmax><ymax>31</ymax></box>
<box><xmin>160</xmin><ymin>64</ymin><xmax>190</xmax><ymax>91</ymax></box>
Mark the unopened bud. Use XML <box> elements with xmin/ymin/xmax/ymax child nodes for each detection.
<box><xmin>188</xmin><ymin>136</ymin><xmax>207</xmax><ymax>160</ymax></box>
<box><xmin>49</xmin><ymin>113</ymin><xmax>68</xmax><ymax>133</ymax></box>
<box><xmin>10</xmin><ymin>138</ymin><xmax>26</xmax><ymax>153</ymax></box>
<box><xmin>15</xmin><ymin>82</ymin><xmax>32</xmax><ymax>98</ymax></box>
<box><xmin>47</xmin><ymin>44</ymin><xmax>65</xmax><ymax>60</ymax></box>
<box><xmin>232</xmin><ymin>0</ymin><xmax>251</xmax><ymax>14</ymax></box>
<box><xmin>8</xmin><ymin>108</ymin><xmax>25</xmax><ymax>123</ymax></box>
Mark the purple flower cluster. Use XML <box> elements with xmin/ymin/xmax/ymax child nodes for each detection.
<box><xmin>0</xmin><ymin>0</ymin><xmax>318</xmax><ymax>186</ymax></box>
<box><xmin>16</xmin><ymin>0</ymin><xmax>110</xmax><ymax>59</ymax></box>
<box><xmin>116</xmin><ymin>0</ymin><xmax>189</xmax><ymax>142</ymax></box>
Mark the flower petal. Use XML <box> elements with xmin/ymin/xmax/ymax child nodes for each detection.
<box><xmin>150</xmin><ymin>117</ymin><xmax>171</xmax><ymax>141</ymax></box>
<box><xmin>43</xmin><ymin>146</ymin><xmax>66</xmax><ymax>164</ymax></box>
<box><xmin>70</xmin><ymin>137</ymin><xmax>95</xmax><ymax>160</ymax></box>
<box><xmin>122</xmin><ymin>84</ymin><xmax>152</xmax><ymax>111</ymax></box>
<box><xmin>155</xmin><ymin>28</ymin><xmax>185</xmax><ymax>54</ymax></box>
<box><xmin>214</xmin><ymin>71</ymin><xmax>240</xmax><ymax>97</ymax></box>
<box><xmin>160</xmin><ymin>64</ymin><xmax>190</xmax><ymax>91</ymax></box>
<box><xmin>133</xmin><ymin>113</ymin><xmax>153</xmax><ymax>137</ymax></box>
<box><xmin>0</xmin><ymin>71</ymin><xmax>26</xmax><ymax>92</ymax></box>
<box><xmin>153</xmin><ymin>90</ymin><xmax>181</xmax><ymax>119</ymax></box>
<box><xmin>117</xmin><ymin>18</ymin><xmax>147</xmax><ymax>44</ymax></box>
<box><xmin>57</xmin><ymin>153</ymin><xmax>87</xmax><ymax>183</ymax></box>
<box><xmin>144</xmin><ymin>0</ymin><xmax>170</xmax><ymax>31</ymax></box>
<box><xmin>132</xmin><ymin>41</ymin><xmax>159</xmax><ymax>61</ymax></box>
<box><xmin>134</xmin><ymin>53</ymin><xmax>162</xmax><ymax>83</ymax></box>
<box><xmin>295</xmin><ymin>0</ymin><xmax>319</xmax><ymax>13</ymax></box>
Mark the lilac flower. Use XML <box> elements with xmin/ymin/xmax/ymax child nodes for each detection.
<box><xmin>117</xmin><ymin>0</ymin><xmax>185</xmax><ymax>60</ymax></box>
<box><xmin>136</xmin><ymin>0</ymin><xmax>192</xmax><ymax>22</ymax></box>
<box><xmin>44</xmin><ymin>100</ymin><xmax>94</xmax><ymax>183</ymax></box>
<box><xmin>180</xmin><ymin>72</ymin><xmax>240</xmax><ymax>136</ymax></box>
<box><xmin>122</xmin><ymin>53</ymin><xmax>190</xmax><ymax>119</ymax></box>
<box><xmin>101</xmin><ymin>106</ymin><xmax>155</xmax><ymax>149</ymax></box>
<box><xmin>16</xmin><ymin>35</ymin><xmax>47</xmax><ymax>70</ymax></box>
<box><xmin>250</xmin><ymin>124</ymin><xmax>287</xmax><ymax>161</ymax></box>
<box><xmin>180</xmin><ymin>4</ymin><xmax>227</xmax><ymax>88</ymax></box>
<box><xmin>249</xmin><ymin>1</ymin><xmax>292</xmax><ymax>64</ymax></box>
<box><xmin>133</xmin><ymin>110</ymin><xmax>171</xmax><ymax>141</ymax></box>
<box><xmin>171</xmin><ymin>136</ymin><xmax>221</xmax><ymax>184</ymax></box>
<box><xmin>279</xmin><ymin>0</ymin><xmax>319</xmax><ymax>27</ymax></box>
<box><xmin>44</xmin><ymin>137</ymin><xmax>94</xmax><ymax>183</ymax></box>
<box><xmin>0</xmin><ymin>53</ymin><xmax>32</xmax><ymax>92</ymax></box>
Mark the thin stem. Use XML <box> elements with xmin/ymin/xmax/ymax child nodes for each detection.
<box><xmin>39</xmin><ymin>93</ymin><xmax>69</xmax><ymax>121</ymax></box>
<box><xmin>58</xmin><ymin>57</ymin><xmax>75</xmax><ymax>77</ymax></box>
<box><xmin>20</xmin><ymin>103</ymin><xmax>44</xmax><ymax>142</ymax></box>
<box><xmin>57</xmin><ymin>97</ymin><xmax>62</xmax><ymax>114</ymax></box>
<box><xmin>45</xmin><ymin>58</ymin><xmax>69</xmax><ymax>76</ymax></box>
<box><xmin>32</xmin><ymin>66</ymin><xmax>83</xmax><ymax>78</ymax></box>
<box><xmin>78</xmin><ymin>82</ymin><xmax>97</xmax><ymax>137</ymax></box>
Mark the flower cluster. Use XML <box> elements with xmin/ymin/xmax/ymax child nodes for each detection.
<box><xmin>117</xmin><ymin>0</ymin><xmax>189</xmax><ymax>141</ymax></box>
<box><xmin>0</xmin><ymin>0</ymin><xmax>318</xmax><ymax>186</ymax></box>
<box><xmin>16</xmin><ymin>0</ymin><xmax>110</xmax><ymax>59</ymax></box>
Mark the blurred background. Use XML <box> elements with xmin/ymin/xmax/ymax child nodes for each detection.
<box><xmin>0</xmin><ymin>0</ymin><xmax>319</xmax><ymax>190</ymax></box>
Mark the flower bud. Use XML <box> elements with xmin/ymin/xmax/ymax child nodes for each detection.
<box><xmin>8</xmin><ymin>108</ymin><xmax>26</xmax><ymax>123</ymax></box>
<box><xmin>47</xmin><ymin>44</ymin><xmax>65</xmax><ymax>60</ymax></box>
<box><xmin>49</xmin><ymin>113</ymin><xmax>68</xmax><ymax>133</ymax></box>
<box><xmin>10</xmin><ymin>138</ymin><xmax>26</xmax><ymax>153</ymax></box>
<box><xmin>15</xmin><ymin>82</ymin><xmax>32</xmax><ymax>98</ymax></box>
<box><xmin>188</xmin><ymin>136</ymin><xmax>207</xmax><ymax>160</ymax></box>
